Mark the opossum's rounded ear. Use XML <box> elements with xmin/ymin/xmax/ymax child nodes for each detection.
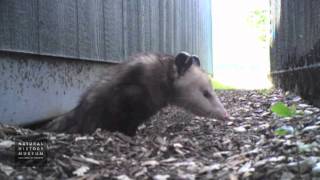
<box><xmin>175</xmin><ymin>52</ymin><xmax>192</xmax><ymax>75</ymax></box>
<box><xmin>190</xmin><ymin>55</ymin><xmax>200</xmax><ymax>66</ymax></box>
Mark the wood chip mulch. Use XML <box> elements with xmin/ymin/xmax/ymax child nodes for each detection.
<box><xmin>0</xmin><ymin>89</ymin><xmax>319</xmax><ymax>180</ymax></box>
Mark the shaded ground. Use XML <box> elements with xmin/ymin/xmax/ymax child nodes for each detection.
<box><xmin>0</xmin><ymin>89</ymin><xmax>319</xmax><ymax>179</ymax></box>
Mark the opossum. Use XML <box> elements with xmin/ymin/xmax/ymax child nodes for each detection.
<box><xmin>23</xmin><ymin>52</ymin><xmax>229</xmax><ymax>136</ymax></box>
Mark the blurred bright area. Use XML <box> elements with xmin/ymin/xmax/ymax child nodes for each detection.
<box><xmin>212</xmin><ymin>0</ymin><xmax>272</xmax><ymax>89</ymax></box>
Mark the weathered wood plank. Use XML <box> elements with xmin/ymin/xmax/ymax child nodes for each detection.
<box><xmin>159</xmin><ymin>0</ymin><xmax>166</xmax><ymax>53</ymax></box>
<box><xmin>166</xmin><ymin>0</ymin><xmax>174</xmax><ymax>54</ymax></box>
<box><xmin>174</xmin><ymin>0</ymin><xmax>182</xmax><ymax>52</ymax></box>
<box><xmin>39</xmin><ymin>0</ymin><xmax>77</xmax><ymax>58</ymax></box>
<box><xmin>78</xmin><ymin>0</ymin><xmax>104</xmax><ymax>60</ymax></box>
<box><xmin>137</xmin><ymin>0</ymin><xmax>151</xmax><ymax>52</ymax></box>
<box><xmin>189</xmin><ymin>0</ymin><xmax>195</xmax><ymax>54</ymax></box>
<box><xmin>180</xmin><ymin>0</ymin><xmax>187</xmax><ymax>52</ymax></box>
<box><xmin>126</xmin><ymin>0</ymin><xmax>140</xmax><ymax>56</ymax></box>
<box><xmin>104</xmin><ymin>0</ymin><xmax>124</xmax><ymax>61</ymax></box>
<box><xmin>0</xmin><ymin>0</ymin><xmax>11</xmax><ymax>50</ymax></box>
<box><xmin>1</xmin><ymin>0</ymin><xmax>39</xmax><ymax>52</ymax></box>
<box><xmin>122</xmin><ymin>0</ymin><xmax>128</xmax><ymax>59</ymax></box>
<box><xmin>193</xmin><ymin>0</ymin><xmax>199</xmax><ymax>55</ymax></box>
<box><xmin>150</xmin><ymin>0</ymin><xmax>160</xmax><ymax>52</ymax></box>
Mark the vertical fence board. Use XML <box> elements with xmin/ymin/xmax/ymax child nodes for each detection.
<box><xmin>271</xmin><ymin>0</ymin><xmax>320</xmax><ymax>106</ymax></box>
<box><xmin>104</xmin><ymin>0</ymin><xmax>124</xmax><ymax>61</ymax></box>
<box><xmin>174</xmin><ymin>0</ymin><xmax>181</xmax><ymax>52</ymax></box>
<box><xmin>165</xmin><ymin>0</ymin><xmax>174</xmax><ymax>54</ymax></box>
<box><xmin>127</xmin><ymin>0</ymin><xmax>140</xmax><ymax>56</ymax></box>
<box><xmin>9</xmin><ymin>0</ymin><xmax>39</xmax><ymax>53</ymax></box>
<box><xmin>159</xmin><ymin>0</ymin><xmax>166</xmax><ymax>53</ymax></box>
<box><xmin>137</xmin><ymin>0</ymin><xmax>151</xmax><ymax>52</ymax></box>
<box><xmin>78</xmin><ymin>0</ymin><xmax>104</xmax><ymax>60</ymax></box>
<box><xmin>0</xmin><ymin>0</ymin><xmax>11</xmax><ymax>50</ymax></box>
<box><xmin>0</xmin><ymin>0</ymin><xmax>213</xmax><ymax>69</ymax></box>
<box><xmin>150</xmin><ymin>0</ymin><xmax>160</xmax><ymax>52</ymax></box>
<box><xmin>39</xmin><ymin>0</ymin><xmax>78</xmax><ymax>58</ymax></box>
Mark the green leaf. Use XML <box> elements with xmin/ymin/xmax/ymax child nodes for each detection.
<box><xmin>271</xmin><ymin>102</ymin><xmax>296</xmax><ymax>117</ymax></box>
<box><xmin>274</xmin><ymin>128</ymin><xmax>289</xmax><ymax>136</ymax></box>
<box><xmin>274</xmin><ymin>125</ymin><xmax>294</xmax><ymax>136</ymax></box>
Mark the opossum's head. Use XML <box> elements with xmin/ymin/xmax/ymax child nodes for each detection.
<box><xmin>172</xmin><ymin>52</ymin><xmax>229</xmax><ymax>120</ymax></box>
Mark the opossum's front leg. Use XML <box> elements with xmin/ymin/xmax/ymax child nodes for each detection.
<box><xmin>115</xmin><ymin>84</ymin><xmax>154</xmax><ymax>136</ymax></box>
<box><xmin>119</xmin><ymin>123</ymin><xmax>138</xmax><ymax>136</ymax></box>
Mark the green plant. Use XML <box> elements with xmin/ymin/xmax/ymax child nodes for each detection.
<box><xmin>257</xmin><ymin>88</ymin><xmax>273</xmax><ymax>96</ymax></box>
<box><xmin>274</xmin><ymin>125</ymin><xmax>294</xmax><ymax>136</ymax></box>
<box><xmin>271</xmin><ymin>102</ymin><xmax>297</xmax><ymax>136</ymax></box>
<box><xmin>270</xmin><ymin>102</ymin><xmax>296</xmax><ymax>117</ymax></box>
<box><xmin>208</xmin><ymin>76</ymin><xmax>235</xmax><ymax>90</ymax></box>
<box><xmin>246</xmin><ymin>9</ymin><xmax>269</xmax><ymax>43</ymax></box>
<box><xmin>270</xmin><ymin>101</ymin><xmax>303</xmax><ymax>178</ymax></box>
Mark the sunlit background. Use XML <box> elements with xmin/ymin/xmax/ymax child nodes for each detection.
<box><xmin>212</xmin><ymin>0</ymin><xmax>272</xmax><ymax>89</ymax></box>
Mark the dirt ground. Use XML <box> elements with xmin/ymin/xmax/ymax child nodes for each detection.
<box><xmin>0</xmin><ymin>89</ymin><xmax>319</xmax><ymax>180</ymax></box>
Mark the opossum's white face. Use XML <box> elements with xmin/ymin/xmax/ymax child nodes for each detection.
<box><xmin>172</xmin><ymin>52</ymin><xmax>229</xmax><ymax>120</ymax></box>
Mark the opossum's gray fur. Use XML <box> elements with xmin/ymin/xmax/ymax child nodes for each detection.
<box><xmin>48</xmin><ymin>53</ymin><xmax>175</xmax><ymax>136</ymax></box>
<box><xmin>24</xmin><ymin>52</ymin><xmax>228</xmax><ymax>136</ymax></box>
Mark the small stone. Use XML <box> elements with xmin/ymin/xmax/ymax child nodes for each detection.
<box><xmin>298</xmin><ymin>104</ymin><xmax>310</xmax><ymax>109</ymax></box>
<box><xmin>268</xmin><ymin>156</ymin><xmax>286</xmax><ymax>162</ymax></box>
<box><xmin>287</xmin><ymin>157</ymin><xmax>319</xmax><ymax>174</ymax></box>
<box><xmin>280</xmin><ymin>172</ymin><xmax>295</xmax><ymax>180</ymax></box>
<box><xmin>116</xmin><ymin>175</ymin><xmax>133</xmax><ymax>180</ymax></box>
<box><xmin>16</xmin><ymin>175</ymin><xmax>24</xmax><ymax>180</ymax></box>
<box><xmin>303</xmin><ymin>110</ymin><xmax>313</xmax><ymax>115</ymax></box>
<box><xmin>287</xmin><ymin>161</ymin><xmax>311</xmax><ymax>173</ymax></box>
<box><xmin>142</xmin><ymin>160</ymin><xmax>159</xmax><ymax>167</ymax></box>
<box><xmin>244</xmin><ymin>117</ymin><xmax>253</xmax><ymax>121</ymax></box>
<box><xmin>75</xmin><ymin>136</ymin><xmax>94</xmax><ymax>141</ymax></box>
<box><xmin>292</xmin><ymin>96</ymin><xmax>301</xmax><ymax>102</ymax></box>
<box><xmin>302</xmin><ymin>125</ymin><xmax>319</xmax><ymax>132</ymax></box>
<box><xmin>0</xmin><ymin>140</ymin><xmax>15</xmax><ymax>148</ymax></box>
<box><xmin>238</xmin><ymin>161</ymin><xmax>254</xmax><ymax>174</ymax></box>
<box><xmin>80</xmin><ymin>155</ymin><xmax>101</xmax><ymax>165</ymax></box>
<box><xmin>153</xmin><ymin>174</ymin><xmax>170</xmax><ymax>180</ymax></box>
<box><xmin>261</xmin><ymin>112</ymin><xmax>271</xmax><ymax>117</ymax></box>
<box><xmin>161</xmin><ymin>157</ymin><xmax>177</xmax><ymax>163</ymax></box>
<box><xmin>178</xmin><ymin>171</ymin><xmax>196</xmax><ymax>180</ymax></box>
<box><xmin>0</xmin><ymin>163</ymin><xmax>14</xmax><ymax>176</ymax></box>
<box><xmin>73</xmin><ymin>166</ymin><xmax>89</xmax><ymax>176</ymax></box>
<box><xmin>312</xmin><ymin>162</ymin><xmax>320</xmax><ymax>176</ymax></box>
<box><xmin>306</xmin><ymin>107</ymin><xmax>320</xmax><ymax>113</ymax></box>
<box><xmin>199</xmin><ymin>164</ymin><xmax>221</xmax><ymax>173</ymax></box>
<box><xmin>213</xmin><ymin>151</ymin><xmax>232</xmax><ymax>159</ymax></box>
<box><xmin>227</xmin><ymin>122</ymin><xmax>233</xmax><ymax>126</ymax></box>
<box><xmin>134</xmin><ymin>168</ymin><xmax>147</xmax><ymax>177</ymax></box>
<box><xmin>280</xmin><ymin>117</ymin><xmax>293</xmax><ymax>121</ymax></box>
<box><xmin>297</xmin><ymin>141</ymin><xmax>314</xmax><ymax>152</ymax></box>
<box><xmin>305</xmin><ymin>156</ymin><xmax>320</xmax><ymax>166</ymax></box>
<box><xmin>259</xmin><ymin>123</ymin><xmax>270</xmax><ymax>129</ymax></box>
<box><xmin>254</xmin><ymin>159</ymin><xmax>267</xmax><ymax>167</ymax></box>
<box><xmin>173</xmin><ymin>143</ymin><xmax>183</xmax><ymax>148</ymax></box>
<box><xmin>234</xmin><ymin>126</ymin><xmax>247</xmax><ymax>132</ymax></box>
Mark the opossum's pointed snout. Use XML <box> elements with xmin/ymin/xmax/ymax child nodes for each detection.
<box><xmin>223</xmin><ymin>111</ymin><xmax>230</xmax><ymax>120</ymax></box>
<box><xmin>213</xmin><ymin>109</ymin><xmax>229</xmax><ymax>120</ymax></box>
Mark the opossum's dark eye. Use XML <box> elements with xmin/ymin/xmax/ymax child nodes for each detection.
<box><xmin>203</xmin><ymin>90</ymin><xmax>211</xmax><ymax>99</ymax></box>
